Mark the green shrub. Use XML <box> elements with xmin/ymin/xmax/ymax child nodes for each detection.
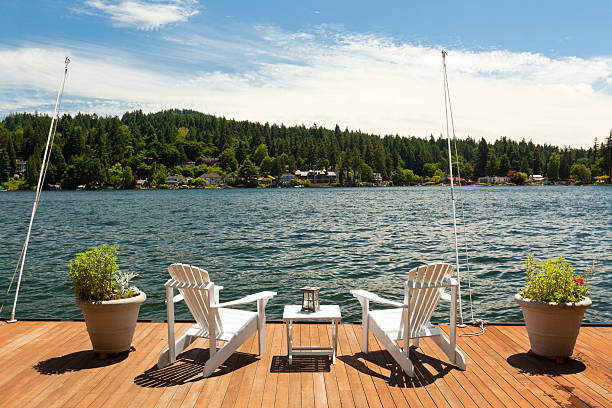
<box><xmin>520</xmin><ymin>255</ymin><xmax>590</xmax><ymax>303</ymax></box>
<box><xmin>69</xmin><ymin>244</ymin><xmax>138</xmax><ymax>301</ymax></box>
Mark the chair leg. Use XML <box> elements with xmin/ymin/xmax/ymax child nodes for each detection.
<box><xmin>158</xmin><ymin>333</ymin><xmax>196</xmax><ymax>368</ymax></box>
<box><xmin>257</xmin><ymin>298</ymin><xmax>267</xmax><ymax>355</ymax></box>
<box><xmin>431</xmin><ymin>334</ymin><xmax>466</xmax><ymax>370</ymax></box>
<box><xmin>203</xmin><ymin>319</ymin><xmax>257</xmax><ymax>377</ymax></box>
<box><xmin>369</xmin><ymin>317</ymin><xmax>414</xmax><ymax>377</ymax></box>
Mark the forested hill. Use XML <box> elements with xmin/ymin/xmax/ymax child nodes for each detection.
<box><xmin>0</xmin><ymin>109</ymin><xmax>610</xmax><ymax>189</ymax></box>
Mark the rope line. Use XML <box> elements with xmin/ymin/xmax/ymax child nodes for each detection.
<box><xmin>441</xmin><ymin>50</ymin><xmax>486</xmax><ymax>336</ymax></box>
<box><xmin>2</xmin><ymin>57</ymin><xmax>70</xmax><ymax>322</ymax></box>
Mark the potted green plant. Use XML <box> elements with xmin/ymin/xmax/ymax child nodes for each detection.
<box><xmin>70</xmin><ymin>244</ymin><xmax>146</xmax><ymax>356</ymax></box>
<box><xmin>515</xmin><ymin>255</ymin><xmax>591</xmax><ymax>362</ymax></box>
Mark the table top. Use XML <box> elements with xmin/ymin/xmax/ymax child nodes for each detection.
<box><xmin>283</xmin><ymin>305</ymin><xmax>341</xmax><ymax>321</ymax></box>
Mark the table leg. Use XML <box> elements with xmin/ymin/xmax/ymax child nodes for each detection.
<box><xmin>332</xmin><ymin>319</ymin><xmax>337</xmax><ymax>364</ymax></box>
<box><xmin>287</xmin><ymin>320</ymin><xmax>293</xmax><ymax>365</ymax></box>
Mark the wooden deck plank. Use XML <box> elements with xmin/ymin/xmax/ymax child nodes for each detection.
<box><xmin>345</xmin><ymin>324</ymin><xmax>400</xmax><ymax>408</ymax></box>
<box><xmin>261</xmin><ymin>322</ymin><xmax>285</xmax><ymax>408</ymax></box>
<box><xmin>0</xmin><ymin>323</ymin><xmax>88</xmax><ymax>408</ymax></box>
<box><xmin>337</xmin><ymin>323</ymin><xmax>376</xmax><ymax>408</ymax></box>
<box><xmin>498</xmin><ymin>325</ymin><xmax>612</xmax><ymax>408</ymax></box>
<box><xmin>300</xmin><ymin>324</ymin><xmax>315</xmax><ymax>408</ymax></box>
<box><xmin>318</xmin><ymin>323</ymin><xmax>341</xmax><ymax>408</ymax></box>
<box><xmin>0</xmin><ymin>321</ymin><xmax>610</xmax><ymax>408</ymax></box>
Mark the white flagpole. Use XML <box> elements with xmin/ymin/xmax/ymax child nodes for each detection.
<box><xmin>8</xmin><ymin>57</ymin><xmax>70</xmax><ymax>323</ymax></box>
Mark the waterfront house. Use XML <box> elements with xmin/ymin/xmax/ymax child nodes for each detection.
<box><xmin>296</xmin><ymin>169</ymin><xmax>338</xmax><ymax>184</ymax></box>
<box><xmin>529</xmin><ymin>174</ymin><xmax>546</xmax><ymax>183</ymax></box>
<box><xmin>478</xmin><ymin>176</ymin><xmax>510</xmax><ymax>184</ymax></box>
<box><xmin>15</xmin><ymin>158</ymin><xmax>27</xmax><ymax>173</ymax></box>
<box><xmin>135</xmin><ymin>178</ymin><xmax>149</xmax><ymax>188</ymax></box>
<box><xmin>199</xmin><ymin>172</ymin><xmax>222</xmax><ymax>185</ymax></box>
<box><xmin>165</xmin><ymin>175</ymin><xmax>188</xmax><ymax>187</ymax></box>
<box><xmin>442</xmin><ymin>175</ymin><xmax>468</xmax><ymax>184</ymax></box>
<box><xmin>280</xmin><ymin>173</ymin><xmax>296</xmax><ymax>186</ymax></box>
<box><xmin>373</xmin><ymin>172</ymin><xmax>383</xmax><ymax>185</ymax></box>
<box><xmin>180</xmin><ymin>161</ymin><xmax>196</xmax><ymax>168</ymax></box>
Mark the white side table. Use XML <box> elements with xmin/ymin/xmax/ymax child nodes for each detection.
<box><xmin>282</xmin><ymin>305</ymin><xmax>341</xmax><ymax>364</ymax></box>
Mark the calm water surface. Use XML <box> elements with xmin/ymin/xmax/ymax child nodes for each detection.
<box><xmin>1</xmin><ymin>186</ymin><xmax>610</xmax><ymax>323</ymax></box>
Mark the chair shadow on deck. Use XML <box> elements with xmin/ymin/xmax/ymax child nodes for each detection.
<box><xmin>34</xmin><ymin>350</ymin><xmax>129</xmax><ymax>375</ymax></box>
<box><xmin>506</xmin><ymin>353</ymin><xmax>586</xmax><ymax>376</ymax></box>
<box><xmin>338</xmin><ymin>348</ymin><xmax>455</xmax><ymax>387</ymax></box>
<box><xmin>270</xmin><ymin>355</ymin><xmax>331</xmax><ymax>373</ymax></box>
<box><xmin>134</xmin><ymin>348</ymin><xmax>259</xmax><ymax>388</ymax></box>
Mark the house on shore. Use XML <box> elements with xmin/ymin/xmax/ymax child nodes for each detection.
<box><xmin>165</xmin><ymin>175</ymin><xmax>189</xmax><ymax>187</ymax></box>
<box><xmin>529</xmin><ymin>174</ymin><xmax>546</xmax><ymax>183</ymax></box>
<box><xmin>295</xmin><ymin>169</ymin><xmax>338</xmax><ymax>185</ymax></box>
<box><xmin>16</xmin><ymin>159</ymin><xmax>27</xmax><ymax>173</ymax></box>
<box><xmin>180</xmin><ymin>162</ymin><xmax>196</xmax><ymax>168</ymax></box>
<box><xmin>279</xmin><ymin>173</ymin><xmax>296</xmax><ymax>186</ymax></box>
<box><xmin>136</xmin><ymin>179</ymin><xmax>149</xmax><ymax>188</ymax></box>
<box><xmin>199</xmin><ymin>172</ymin><xmax>222</xmax><ymax>185</ymax></box>
<box><xmin>478</xmin><ymin>176</ymin><xmax>510</xmax><ymax>184</ymax></box>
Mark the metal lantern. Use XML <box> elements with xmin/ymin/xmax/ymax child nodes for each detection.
<box><xmin>300</xmin><ymin>286</ymin><xmax>320</xmax><ymax>312</ymax></box>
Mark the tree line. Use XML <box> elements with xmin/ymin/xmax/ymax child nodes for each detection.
<box><xmin>0</xmin><ymin>109</ymin><xmax>610</xmax><ymax>189</ymax></box>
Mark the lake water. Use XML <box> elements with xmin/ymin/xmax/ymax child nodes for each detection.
<box><xmin>0</xmin><ymin>186</ymin><xmax>610</xmax><ymax>324</ymax></box>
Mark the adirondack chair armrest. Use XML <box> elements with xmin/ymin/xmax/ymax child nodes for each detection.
<box><xmin>439</xmin><ymin>278</ymin><xmax>459</xmax><ymax>302</ymax></box>
<box><xmin>166</xmin><ymin>293</ymin><xmax>184</xmax><ymax>304</ymax></box>
<box><xmin>212</xmin><ymin>291</ymin><xmax>277</xmax><ymax>308</ymax></box>
<box><xmin>350</xmin><ymin>290</ymin><xmax>404</xmax><ymax>308</ymax></box>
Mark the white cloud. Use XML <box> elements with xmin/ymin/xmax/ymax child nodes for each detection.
<box><xmin>84</xmin><ymin>0</ymin><xmax>199</xmax><ymax>30</ymax></box>
<box><xmin>1</xmin><ymin>28</ymin><xmax>611</xmax><ymax>148</ymax></box>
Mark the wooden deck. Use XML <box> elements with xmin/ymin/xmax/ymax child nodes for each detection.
<box><xmin>0</xmin><ymin>321</ymin><xmax>610</xmax><ymax>407</ymax></box>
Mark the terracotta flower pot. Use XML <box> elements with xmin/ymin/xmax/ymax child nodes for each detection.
<box><xmin>76</xmin><ymin>291</ymin><xmax>146</xmax><ymax>354</ymax></box>
<box><xmin>514</xmin><ymin>294</ymin><xmax>591</xmax><ymax>358</ymax></box>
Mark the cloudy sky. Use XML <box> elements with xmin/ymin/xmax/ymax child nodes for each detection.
<box><xmin>1</xmin><ymin>1</ymin><xmax>611</xmax><ymax>148</ymax></box>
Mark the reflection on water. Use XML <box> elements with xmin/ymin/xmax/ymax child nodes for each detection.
<box><xmin>1</xmin><ymin>186</ymin><xmax>610</xmax><ymax>323</ymax></box>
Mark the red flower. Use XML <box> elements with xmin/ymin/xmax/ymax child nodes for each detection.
<box><xmin>573</xmin><ymin>277</ymin><xmax>584</xmax><ymax>285</ymax></box>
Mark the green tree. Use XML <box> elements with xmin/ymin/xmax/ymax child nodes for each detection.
<box><xmin>485</xmin><ymin>150</ymin><xmax>499</xmax><ymax>177</ymax></box>
<box><xmin>559</xmin><ymin>153</ymin><xmax>570</xmax><ymax>180</ymax></box>
<box><xmin>360</xmin><ymin>163</ymin><xmax>374</xmax><ymax>181</ymax></box>
<box><xmin>219</xmin><ymin>148</ymin><xmax>238</xmax><ymax>172</ymax></box>
<box><xmin>570</xmin><ymin>163</ymin><xmax>591</xmax><ymax>184</ymax></box>
<box><xmin>423</xmin><ymin>163</ymin><xmax>439</xmax><ymax>178</ymax></box>
<box><xmin>474</xmin><ymin>138</ymin><xmax>488</xmax><ymax>179</ymax></box>
<box><xmin>547</xmin><ymin>153</ymin><xmax>560</xmax><ymax>181</ymax></box>
<box><xmin>260</xmin><ymin>156</ymin><xmax>273</xmax><ymax>175</ymax></box>
<box><xmin>121</xmin><ymin>166</ymin><xmax>134</xmax><ymax>189</ymax></box>
<box><xmin>0</xmin><ymin>149</ymin><xmax>9</xmax><ymax>182</ymax></box>
<box><xmin>25</xmin><ymin>154</ymin><xmax>41</xmax><ymax>187</ymax></box>
<box><xmin>107</xmin><ymin>163</ymin><xmax>123</xmax><ymax>188</ymax></box>
<box><xmin>237</xmin><ymin>157</ymin><xmax>259</xmax><ymax>185</ymax></box>
<box><xmin>252</xmin><ymin>144</ymin><xmax>268</xmax><ymax>166</ymax></box>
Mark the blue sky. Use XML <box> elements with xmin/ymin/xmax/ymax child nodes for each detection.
<box><xmin>1</xmin><ymin>1</ymin><xmax>612</xmax><ymax>147</ymax></box>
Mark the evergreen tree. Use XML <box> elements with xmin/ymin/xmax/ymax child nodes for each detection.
<box><xmin>474</xmin><ymin>138</ymin><xmax>488</xmax><ymax>179</ymax></box>
<box><xmin>547</xmin><ymin>153</ymin><xmax>560</xmax><ymax>181</ymax></box>
<box><xmin>237</xmin><ymin>157</ymin><xmax>258</xmax><ymax>185</ymax></box>
<box><xmin>0</xmin><ymin>149</ymin><xmax>9</xmax><ymax>182</ymax></box>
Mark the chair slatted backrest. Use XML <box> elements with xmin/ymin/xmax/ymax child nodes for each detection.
<box><xmin>401</xmin><ymin>263</ymin><xmax>453</xmax><ymax>338</ymax></box>
<box><xmin>168</xmin><ymin>263</ymin><xmax>222</xmax><ymax>336</ymax></box>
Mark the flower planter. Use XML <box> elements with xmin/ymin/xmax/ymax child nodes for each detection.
<box><xmin>514</xmin><ymin>294</ymin><xmax>591</xmax><ymax>358</ymax></box>
<box><xmin>76</xmin><ymin>291</ymin><xmax>146</xmax><ymax>354</ymax></box>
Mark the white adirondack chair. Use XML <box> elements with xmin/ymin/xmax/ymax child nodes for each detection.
<box><xmin>350</xmin><ymin>262</ymin><xmax>466</xmax><ymax>377</ymax></box>
<box><xmin>158</xmin><ymin>263</ymin><xmax>277</xmax><ymax>377</ymax></box>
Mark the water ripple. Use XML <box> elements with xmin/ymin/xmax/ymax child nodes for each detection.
<box><xmin>0</xmin><ymin>186</ymin><xmax>610</xmax><ymax>323</ymax></box>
